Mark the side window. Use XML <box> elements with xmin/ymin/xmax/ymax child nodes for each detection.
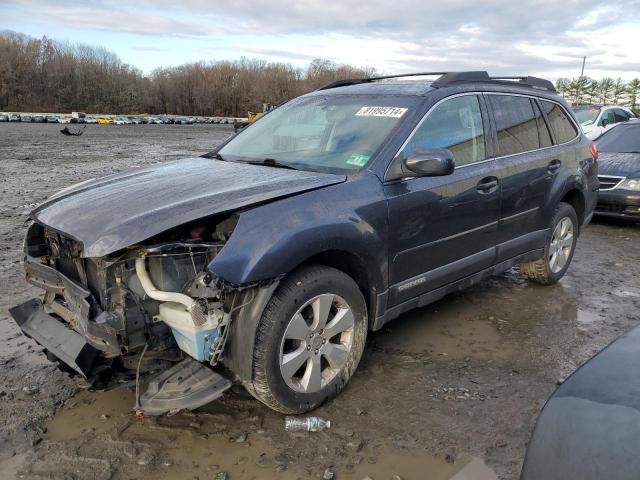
<box><xmin>403</xmin><ymin>95</ymin><xmax>486</xmax><ymax>167</ymax></box>
<box><xmin>489</xmin><ymin>95</ymin><xmax>540</xmax><ymax>156</ymax></box>
<box><xmin>601</xmin><ymin>109</ymin><xmax>615</xmax><ymax>125</ymax></box>
<box><xmin>533</xmin><ymin>101</ymin><xmax>552</xmax><ymax>148</ymax></box>
<box><xmin>614</xmin><ymin>109</ymin><xmax>630</xmax><ymax>123</ymax></box>
<box><xmin>540</xmin><ymin>100</ymin><xmax>579</xmax><ymax>144</ymax></box>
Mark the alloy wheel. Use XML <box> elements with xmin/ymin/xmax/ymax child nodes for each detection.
<box><xmin>549</xmin><ymin>217</ymin><xmax>574</xmax><ymax>273</ymax></box>
<box><xmin>279</xmin><ymin>293</ymin><xmax>355</xmax><ymax>393</ymax></box>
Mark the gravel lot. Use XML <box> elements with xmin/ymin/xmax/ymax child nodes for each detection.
<box><xmin>1</xmin><ymin>123</ymin><xmax>639</xmax><ymax>480</ymax></box>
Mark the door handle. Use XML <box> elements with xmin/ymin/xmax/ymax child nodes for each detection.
<box><xmin>476</xmin><ymin>176</ymin><xmax>499</xmax><ymax>194</ymax></box>
<box><xmin>547</xmin><ymin>159</ymin><xmax>561</xmax><ymax>174</ymax></box>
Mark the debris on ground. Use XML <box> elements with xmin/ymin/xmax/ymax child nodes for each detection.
<box><xmin>284</xmin><ymin>416</ymin><xmax>331</xmax><ymax>432</ymax></box>
<box><xmin>323</xmin><ymin>466</ymin><xmax>335</xmax><ymax>479</ymax></box>
<box><xmin>60</xmin><ymin>125</ymin><xmax>85</xmax><ymax>136</ymax></box>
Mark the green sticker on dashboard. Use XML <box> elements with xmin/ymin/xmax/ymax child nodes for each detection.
<box><xmin>346</xmin><ymin>153</ymin><xmax>370</xmax><ymax>167</ymax></box>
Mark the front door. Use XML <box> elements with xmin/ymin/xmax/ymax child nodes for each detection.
<box><xmin>385</xmin><ymin>94</ymin><xmax>500</xmax><ymax>306</ymax></box>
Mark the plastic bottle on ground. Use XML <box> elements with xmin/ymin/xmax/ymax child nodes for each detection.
<box><xmin>284</xmin><ymin>416</ymin><xmax>331</xmax><ymax>432</ymax></box>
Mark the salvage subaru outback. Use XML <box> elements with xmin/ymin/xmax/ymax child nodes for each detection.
<box><xmin>11</xmin><ymin>71</ymin><xmax>598</xmax><ymax>415</ymax></box>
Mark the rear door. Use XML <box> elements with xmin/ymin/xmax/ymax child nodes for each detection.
<box><xmin>486</xmin><ymin>94</ymin><xmax>560</xmax><ymax>262</ymax></box>
<box><xmin>385</xmin><ymin>94</ymin><xmax>501</xmax><ymax>306</ymax></box>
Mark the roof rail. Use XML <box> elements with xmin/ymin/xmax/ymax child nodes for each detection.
<box><xmin>317</xmin><ymin>71</ymin><xmax>556</xmax><ymax>92</ymax></box>
<box><xmin>490</xmin><ymin>76</ymin><xmax>556</xmax><ymax>92</ymax></box>
<box><xmin>317</xmin><ymin>72</ymin><xmax>451</xmax><ymax>91</ymax></box>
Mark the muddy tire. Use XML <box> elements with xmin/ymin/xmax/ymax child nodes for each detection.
<box><xmin>245</xmin><ymin>265</ymin><xmax>367</xmax><ymax>414</ymax></box>
<box><xmin>521</xmin><ymin>202</ymin><xmax>578</xmax><ymax>285</ymax></box>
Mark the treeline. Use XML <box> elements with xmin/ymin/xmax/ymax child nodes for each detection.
<box><xmin>0</xmin><ymin>31</ymin><xmax>375</xmax><ymax>116</ymax></box>
<box><xmin>5</xmin><ymin>31</ymin><xmax>640</xmax><ymax>115</ymax></box>
<box><xmin>556</xmin><ymin>76</ymin><xmax>640</xmax><ymax>109</ymax></box>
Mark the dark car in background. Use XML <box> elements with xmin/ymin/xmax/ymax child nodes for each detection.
<box><xmin>521</xmin><ymin>325</ymin><xmax>640</xmax><ymax>480</ymax></box>
<box><xmin>595</xmin><ymin>119</ymin><xmax>640</xmax><ymax>220</ymax></box>
<box><xmin>10</xmin><ymin>71</ymin><xmax>597</xmax><ymax>416</ymax></box>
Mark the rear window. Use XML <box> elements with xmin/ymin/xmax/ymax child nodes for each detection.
<box><xmin>489</xmin><ymin>95</ymin><xmax>541</xmax><ymax>156</ymax></box>
<box><xmin>540</xmin><ymin>101</ymin><xmax>578</xmax><ymax>144</ymax></box>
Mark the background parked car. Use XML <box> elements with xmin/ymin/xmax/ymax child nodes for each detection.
<box><xmin>84</xmin><ymin>116</ymin><xmax>98</xmax><ymax>124</ymax></box>
<box><xmin>9</xmin><ymin>113</ymin><xmax>21</xmax><ymax>122</ymax></box>
<box><xmin>521</xmin><ymin>325</ymin><xmax>640</xmax><ymax>480</ymax></box>
<box><xmin>573</xmin><ymin>104</ymin><xmax>636</xmax><ymax>139</ymax></box>
<box><xmin>97</xmin><ymin>117</ymin><xmax>112</xmax><ymax>125</ymax></box>
<box><xmin>0</xmin><ymin>114</ymin><xmax>8</xmax><ymax>122</ymax></box>
<box><xmin>45</xmin><ymin>115</ymin><xmax>60</xmax><ymax>123</ymax></box>
<box><xmin>594</xmin><ymin>119</ymin><xmax>640</xmax><ymax>220</ymax></box>
<box><xmin>20</xmin><ymin>115</ymin><xmax>32</xmax><ymax>122</ymax></box>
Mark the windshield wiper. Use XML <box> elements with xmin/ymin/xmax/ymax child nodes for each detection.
<box><xmin>203</xmin><ymin>152</ymin><xmax>226</xmax><ymax>160</ymax></box>
<box><xmin>241</xmin><ymin>158</ymin><xmax>299</xmax><ymax>170</ymax></box>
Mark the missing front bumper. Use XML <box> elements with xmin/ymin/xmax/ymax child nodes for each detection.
<box><xmin>9</xmin><ymin>298</ymin><xmax>99</xmax><ymax>378</ymax></box>
<box><xmin>23</xmin><ymin>256</ymin><xmax>121</xmax><ymax>356</ymax></box>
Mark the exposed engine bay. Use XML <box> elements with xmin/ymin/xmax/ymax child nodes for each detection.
<box><xmin>16</xmin><ymin>215</ymin><xmax>249</xmax><ymax>404</ymax></box>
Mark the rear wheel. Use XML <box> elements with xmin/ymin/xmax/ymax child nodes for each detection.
<box><xmin>246</xmin><ymin>265</ymin><xmax>367</xmax><ymax>413</ymax></box>
<box><xmin>521</xmin><ymin>202</ymin><xmax>578</xmax><ymax>285</ymax></box>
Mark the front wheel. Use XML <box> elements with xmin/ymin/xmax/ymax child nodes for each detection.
<box><xmin>521</xmin><ymin>202</ymin><xmax>578</xmax><ymax>285</ymax></box>
<box><xmin>245</xmin><ymin>265</ymin><xmax>367</xmax><ymax>413</ymax></box>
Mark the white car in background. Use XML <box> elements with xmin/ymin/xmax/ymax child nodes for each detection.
<box><xmin>573</xmin><ymin>104</ymin><xmax>636</xmax><ymax>139</ymax></box>
<box><xmin>113</xmin><ymin>116</ymin><xmax>131</xmax><ymax>125</ymax></box>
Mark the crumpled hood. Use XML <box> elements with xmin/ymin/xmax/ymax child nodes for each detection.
<box><xmin>597</xmin><ymin>152</ymin><xmax>640</xmax><ymax>178</ymax></box>
<box><xmin>33</xmin><ymin>157</ymin><xmax>346</xmax><ymax>257</ymax></box>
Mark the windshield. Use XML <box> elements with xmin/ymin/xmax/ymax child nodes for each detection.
<box><xmin>217</xmin><ymin>95</ymin><xmax>413</xmax><ymax>173</ymax></box>
<box><xmin>596</xmin><ymin>124</ymin><xmax>640</xmax><ymax>153</ymax></box>
<box><xmin>573</xmin><ymin>106</ymin><xmax>601</xmax><ymax>125</ymax></box>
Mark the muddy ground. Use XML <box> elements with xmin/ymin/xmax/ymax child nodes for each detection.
<box><xmin>0</xmin><ymin>122</ymin><xmax>639</xmax><ymax>480</ymax></box>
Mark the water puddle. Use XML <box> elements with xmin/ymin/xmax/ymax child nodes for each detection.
<box><xmin>35</xmin><ymin>389</ymin><xmax>497</xmax><ymax>480</ymax></box>
<box><xmin>373</xmin><ymin>295</ymin><xmax>509</xmax><ymax>361</ymax></box>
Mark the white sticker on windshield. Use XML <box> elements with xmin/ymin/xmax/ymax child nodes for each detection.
<box><xmin>355</xmin><ymin>106</ymin><xmax>407</xmax><ymax>118</ymax></box>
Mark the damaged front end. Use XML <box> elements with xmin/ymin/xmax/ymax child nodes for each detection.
<box><xmin>10</xmin><ymin>215</ymin><xmax>252</xmax><ymax>414</ymax></box>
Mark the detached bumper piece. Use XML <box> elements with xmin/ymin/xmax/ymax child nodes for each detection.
<box><xmin>139</xmin><ymin>357</ymin><xmax>232</xmax><ymax>416</ymax></box>
<box><xmin>9</xmin><ymin>298</ymin><xmax>99</xmax><ymax>378</ymax></box>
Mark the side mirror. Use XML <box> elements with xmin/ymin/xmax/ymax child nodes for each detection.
<box><xmin>403</xmin><ymin>148</ymin><xmax>455</xmax><ymax>177</ymax></box>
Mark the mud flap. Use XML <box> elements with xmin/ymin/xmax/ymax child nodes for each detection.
<box><xmin>9</xmin><ymin>298</ymin><xmax>99</xmax><ymax>378</ymax></box>
<box><xmin>139</xmin><ymin>357</ymin><xmax>232</xmax><ymax>416</ymax></box>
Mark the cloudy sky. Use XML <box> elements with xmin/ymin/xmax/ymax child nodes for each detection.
<box><xmin>2</xmin><ymin>0</ymin><xmax>640</xmax><ymax>81</ymax></box>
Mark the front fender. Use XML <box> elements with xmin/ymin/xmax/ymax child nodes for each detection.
<box><xmin>208</xmin><ymin>174</ymin><xmax>388</xmax><ymax>292</ymax></box>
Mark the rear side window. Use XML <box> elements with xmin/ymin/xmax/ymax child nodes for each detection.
<box><xmin>614</xmin><ymin>109</ymin><xmax>631</xmax><ymax>122</ymax></box>
<box><xmin>489</xmin><ymin>95</ymin><xmax>540</xmax><ymax>156</ymax></box>
<box><xmin>540</xmin><ymin>101</ymin><xmax>579</xmax><ymax>144</ymax></box>
<box><xmin>403</xmin><ymin>95</ymin><xmax>486</xmax><ymax>166</ymax></box>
